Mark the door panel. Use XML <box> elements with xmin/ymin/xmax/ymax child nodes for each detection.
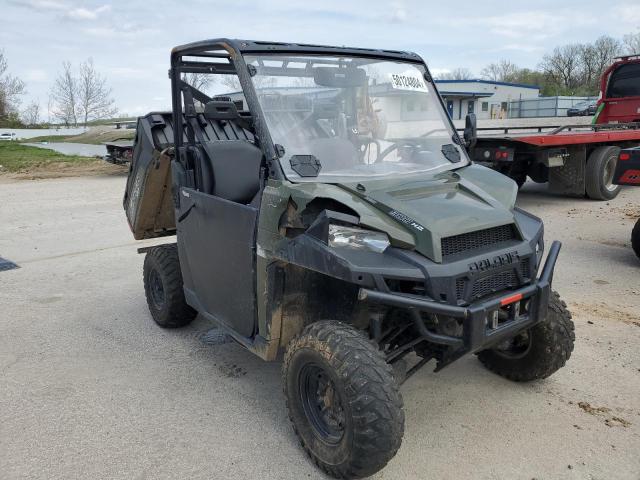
<box><xmin>177</xmin><ymin>188</ymin><xmax>257</xmax><ymax>338</ymax></box>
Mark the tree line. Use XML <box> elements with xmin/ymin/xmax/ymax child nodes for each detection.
<box><xmin>0</xmin><ymin>50</ymin><xmax>116</xmax><ymax>128</ymax></box>
<box><xmin>438</xmin><ymin>32</ymin><xmax>640</xmax><ymax>96</ymax></box>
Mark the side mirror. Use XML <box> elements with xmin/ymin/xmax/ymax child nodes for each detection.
<box><xmin>463</xmin><ymin>113</ymin><xmax>477</xmax><ymax>150</ymax></box>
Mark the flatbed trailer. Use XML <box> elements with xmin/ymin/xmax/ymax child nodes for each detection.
<box><xmin>470</xmin><ymin>122</ymin><xmax>640</xmax><ymax>200</ymax></box>
<box><xmin>469</xmin><ymin>54</ymin><xmax>640</xmax><ymax>201</ymax></box>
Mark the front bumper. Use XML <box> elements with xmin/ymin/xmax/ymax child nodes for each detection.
<box><xmin>358</xmin><ymin>241</ymin><xmax>561</xmax><ymax>370</ymax></box>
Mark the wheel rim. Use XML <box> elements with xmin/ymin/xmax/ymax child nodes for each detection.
<box><xmin>492</xmin><ymin>330</ymin><xmax>532</xmax><ymax>359</ymax></box>
<box><xmin>299</xmin><ymin>363</ymin><xmax>346</xmax><ymax>445</ymax></box>
<box><xmin>603</xmin><ymin>154</ymin><xmax>618</xmax><ymax>193</ymax></box>
<box><xmin>149</xmin><ymin>268</ymin><xmax>165</xmax><ymax>309</ymax></box>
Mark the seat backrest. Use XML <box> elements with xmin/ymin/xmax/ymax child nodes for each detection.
<box><xmin>199</xmin><ymin>140</ymin><xmax>263</xmax><ymax>204</ymax></box>
<box><xmin>204</xmin><ymin>100</ymin><xmax>239</xmax><ymax>121</ymax></box>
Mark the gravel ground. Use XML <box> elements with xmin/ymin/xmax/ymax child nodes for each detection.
<box><xmin>0</xmin><ymin>175</ymin><xmax>639</xmax><ymax>480</ymax></box>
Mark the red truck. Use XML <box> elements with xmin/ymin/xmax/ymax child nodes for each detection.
<box><xmin>614</xmin><ymin>147</ymin><xmax>640</xmax><ymax>259</ymax></box>
<box><xmin>471</xmin><ymin>55</ymin><xmax>640</xmax><ymax>200</ymax></box>
<box><xmin>596</xmin><ymin>54</ymin><xmax>640</xmax><ymax>124</ymax></box>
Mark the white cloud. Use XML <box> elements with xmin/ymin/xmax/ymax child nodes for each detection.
<box><xmin>390</xmin><ymin>0</ymin><xmax>407</xmax><ymax>23</ymax></box>
<box><xmin>82</xmin><ymin>23</ymin><xmax>158</xmax><ymax>40</ymax></box>
<box><xmin>453</xmin><ymin>10</ymin><xmax>597</xmax><ymax>43</ymax></box>
<box><xmin>24</xmin><ymin>68</ymin><xmax>49</xmax><ymax>82</ymax></box>
<box><xmin>65</xmin><ymin>4</ymin><xmax>111</xmax><ymax>20</ymax></box>
<box><xmin>499</xmin><ymin>43</ymin><xmax>545</xmax><ymax>54</ymax></box>
<box><xmin>429</xmin><ymin>68</ymin><xmax>452</xmax><ymax>77</ymax></box>
<box><xmin>11</xmin><ymin>0</ymin><xmax>67</xmax><ymax>10</ymax></box>
<box><xmin>615</xmin><ymin>2</ymin><xmax>640</xmax><ymax>28</ymax></box>
<box><xmin>107</xmin><ymin>67</ymin><xmax>151</xmax><ymax>80</ymax></box>
<box><xmin>11</xmin><ymin>0</ymin><xmax>111</xmax><ymax>21</ymax></box>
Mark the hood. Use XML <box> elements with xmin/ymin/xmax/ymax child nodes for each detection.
<box><xmin>339</xmin><ymin>164</ymin><xmax>518</xmax><ymax>262</ymax></box>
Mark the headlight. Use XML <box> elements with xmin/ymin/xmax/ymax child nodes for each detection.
<box><xmin>328</xmin><ymin>224</ymin><xmax>390</xmax><ymax>253</ymax></box>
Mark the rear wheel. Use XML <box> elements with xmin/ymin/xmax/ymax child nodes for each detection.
<box><xmin>143</xmin><ymin>245</ymin><xmax>196</xmax><ymax>328</ymax></box>
<box><xmin>632</xmin><ymin>219</ymin><xmax>640</xmax><ymax>260</ymax></box>
<box><xmin>585</xmin><ymin>146</ymin><xmax>621</xmax><ymax>200</ymax></box>
<box><xmin>283</xmin><ymin>321</ymin><xmax>404</xmax><ymax>479</ymax></box>
<box><xmin>478</xmin><ymin>291</ymin><xmax>575</xmax><ymax>381</ymax></box>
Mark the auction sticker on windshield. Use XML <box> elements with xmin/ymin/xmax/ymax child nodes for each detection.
<box><xmin>389</xmin><ymin>73</ymin><xmax>428</xmax><ymax>92</ymax></box>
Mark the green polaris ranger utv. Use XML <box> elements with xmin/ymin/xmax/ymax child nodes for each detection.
<box><xmin>123</xmin><ymin>39</ymin><xmax>575</xmax><ymax>479</ymax></box>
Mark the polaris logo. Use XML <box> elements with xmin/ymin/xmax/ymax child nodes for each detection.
<box><xmin>388</xmin><ymin>210</ymin><xmax>425</xmax><ymax>231</ymax></box>
<box><xmin>468</xmin><ymin>251</ymin><xmax>520</xmax><ymax>272</ymax></box>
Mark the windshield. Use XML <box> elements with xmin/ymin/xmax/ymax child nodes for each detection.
<box><xmin>244</xmin><ymin>54</ymin><xmax>466</xmax><ymax>182</ymax></box>
<box><xmin>607</xmin><ymin>62</ymin><xmax>640</xmax><ymax>98</ymax></box>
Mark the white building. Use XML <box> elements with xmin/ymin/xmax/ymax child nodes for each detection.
<box><xmin>434</xmin><ymin>80</ymin><xmax>540</xmax><ymax>120</ymax></box>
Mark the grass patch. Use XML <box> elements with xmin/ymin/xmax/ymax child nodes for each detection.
<box><xmin>0</xmin><ymin>142</ymin><xmax>96</xmax><ymax>173</ymax></box>
<box><xmin>19</xmin><ymin>135</ymin><xmax>73</xmax><ymax>143</ymax></box>
<box><xmin>22</xmin><ymin>128</ymin><xmax>135</xmax><ymax>145</ymax></box>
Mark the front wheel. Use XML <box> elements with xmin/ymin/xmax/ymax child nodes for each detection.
<box><xmin>632</xmin><ymin>218</ymin><xmax>640</xmax><ymax>260</ymax></box>
<box><xmin>478</xmin><ymin>291</ymin><xmax>575</xmax><ymax>381</ymax></box>
<box><xmin>283</xmin><ymin>321</ymin><xmax>404</xmax><ymax>479</ymax></box>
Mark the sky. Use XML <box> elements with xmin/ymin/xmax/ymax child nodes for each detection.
<box><xmin>2</xmin><ymin>0</ymin><xmax>640</xmax><ymax>118</ymax></box>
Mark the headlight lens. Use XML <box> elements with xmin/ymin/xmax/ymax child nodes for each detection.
<box><xmin>328</xmin><ymin>224</ymin><xmax>390</xmax><ymax>253</ymax></box>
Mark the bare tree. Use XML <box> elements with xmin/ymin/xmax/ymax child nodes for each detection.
<box><xmin>50</xmin><ymin>61</ymin><xmax>78</xmax><ymax>126</ymax></box>
<box><xmin>50</xmin><ymin>59</ymin><xmax>117</xmax><ymax>127</ymax></box>
<box><xmin>593</xmin><ymin>36</ymin><xmax>623</xmax><ymax>69</ymax></box>
<box><xmin>77</xmin><ymin>58</ymin><xmax>117</xmax><ymax>126</ymax></box>
<box><xmin>218</xmin><ymin>74</ymin><xmax>242</xmax><ymax>92</ymax></box>
<box><xmin>481</xmin><ymin>59</ymin><xmax>519</xmax><ymax>82</ymax></box>
<box><xmin>623</xmin><ymin>31</ymin><xmax>640</xmax><ymax>55</ymax></box>
<box><xmin>21</xmin><ymin>101</ymin><xmax>40</xmax><ymax>126</ymax></box>
<box><xmin>437</xmin><ymin>68</ymin><xmax>474</xmax><ymax>80</ymax></box>
<box><xmin>539</xmin><ymin>44</ymin><xmax>583</xmax><ymax>91</ymax></box>
<box><xmin>182</xmin><ymin>72</ymin><xmax>213</xmax><ymax>91</ymax></box>
<box><xmin>218</xmin><ymin>74</ymin><xmax>278</xmax><ymax>92</ymax></box>
<box><xmin>0</xmin><ymin>49</ymin><xmax>26</xmax><ymax>120</ymax></box>
<box><xmin>578</xmin><ymin>43</ymin><xmax>600</xmax><ymax>88</ymax></box>
<box><xmin>47</xmin><ymin>95</ymin><xmax>54</xmax><ymax>124</ymax></box>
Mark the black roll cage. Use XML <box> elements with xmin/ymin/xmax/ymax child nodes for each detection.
<box><xmin>169</xmin><ymin>38</ymin><xmax>432</xmax><ymax>181</ymax></box>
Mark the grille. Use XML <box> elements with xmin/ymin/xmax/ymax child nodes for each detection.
<box><xmin>442</xmin><ymin>224</ymin><xmax>516</xmax><ymax>258</ymax></box>
<box><xmin>521</xmin><ymin>258</ymin><xmax>530</xmax><ymax>279</ymax></box>
<box><xmin>471</xmin><ymin>270</ymin><xmax>519</xmax><ymax>299</ymax></box>
<box><xmin>455</xmin><ymin>278</ymin><xmax>465</xmax><ymax>299</ymax></box>
<box><xmin>456</xmin><ymin>259</ymin><xmax>531</xmax><ymax>301</ymax></box>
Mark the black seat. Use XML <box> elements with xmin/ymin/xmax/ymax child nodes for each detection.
<box><xmin>197</xmin><ymin>140</ymin><xmax>262</xmax><ymax>204</ymax></box>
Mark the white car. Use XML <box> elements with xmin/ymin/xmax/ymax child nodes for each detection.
<box><xmin>0</xmin><ymin>132</ymin><xmax>16</xmax><ymax>141</ymax></box>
